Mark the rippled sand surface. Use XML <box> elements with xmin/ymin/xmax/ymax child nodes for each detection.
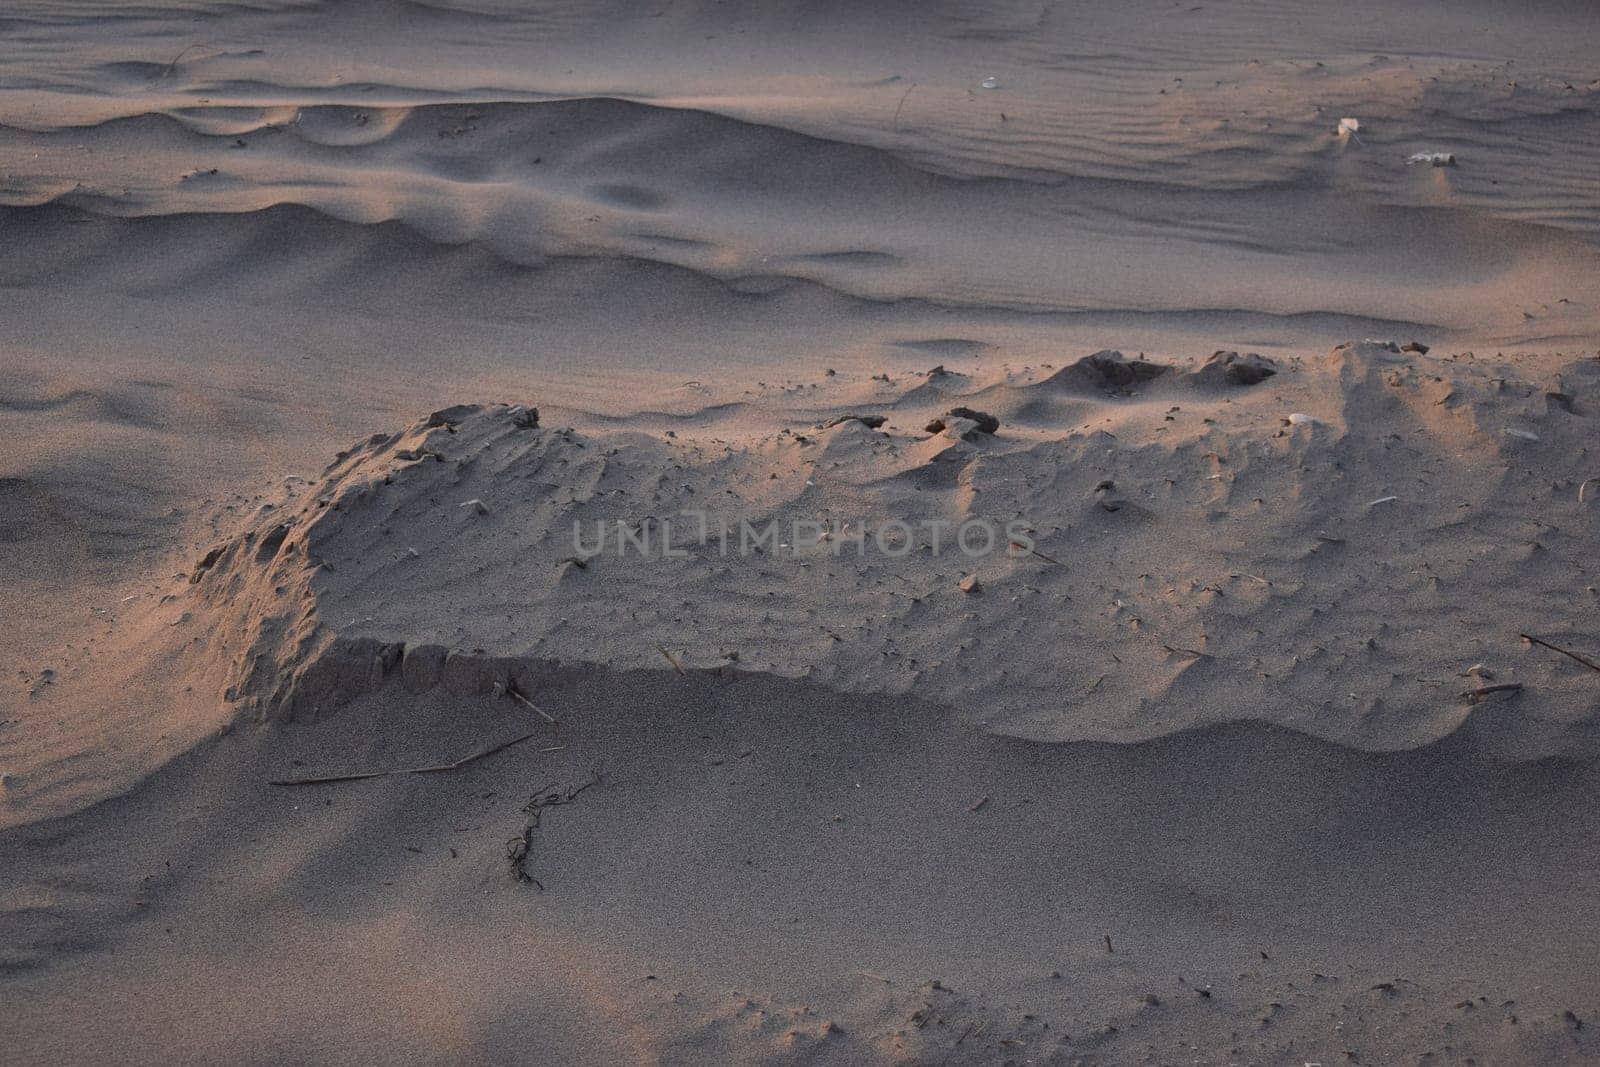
<box><xmin>3</xmin><ymin>3</ymin><xmax>1599</xmax><ymax>1063</ymax></box>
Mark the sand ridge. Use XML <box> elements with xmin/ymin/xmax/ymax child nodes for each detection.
<box><xmin>177</xmin><ymin>342</ymin><xmax>1600</xmax><ymax>761</ymax></box>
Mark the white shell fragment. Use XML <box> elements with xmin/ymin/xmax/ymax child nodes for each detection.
<box><xmin>1407</xmin><ymin>151</ymin><xmax>1456</xmax><ymax>167</ymax></box>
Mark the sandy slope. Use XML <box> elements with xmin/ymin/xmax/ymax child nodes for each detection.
<box><xmin>190</xmin><ymin>345</ymin><xmax>1600</xmax><ymax>755</ymax></box>
<box><xmin>2</xmin><ymin>1</ymin><xmax>1599</xmax><ymax>1063</ymax></box>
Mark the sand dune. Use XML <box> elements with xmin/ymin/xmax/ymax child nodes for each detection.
<box><xmin>3</xmin><ymin>1</ymin><xmax>1599</xmax><ymax>1063</ymax></box>
<box><xmin>179</xmin><ymin>344</ymin><xmax>1600</xmax><ymax>758</ymax></box>
<box><xmin>5</xmin><ymin>92</ymin><xmax>1599</xmax><ymax>339</ymax></box>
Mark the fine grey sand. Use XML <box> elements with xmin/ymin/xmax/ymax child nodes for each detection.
<box><xmin>2</xmin><ymin>2</ymin><xmax>1599</xmax><ymax>1064</ymax></box>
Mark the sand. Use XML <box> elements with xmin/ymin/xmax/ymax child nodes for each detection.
<box><xmin>2</xmin><ymin>1</ymin><xmax>1599</xmax><ymax>1063</ymax></box>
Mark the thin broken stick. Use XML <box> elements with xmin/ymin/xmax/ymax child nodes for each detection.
<box><xmin>1520</xmin><ymin>633</ymin><xmax>1600</xmax><ymax>675</ymax></box>
<box><xmin>656</xmin><ymin>644</ymin><xmax>687</xmax><ymax>676</ymax></box>
<box><xmin>891</xmin><ymin>81</ymin><xmax>918</xmax><ymax>130</ymax></box>
<box><xmin>270</xmin><ymin>730</ymin><xmax>541</xmax><ymax>786</ymax></box>
<box><xmin>1011</xmin><ymin>541</ymin><xmax>1066</xmax><ymax>567</ymax></box>
<box><xmin>504</xmin><ymin>684</ymin><xmax>559</xmax><ymax>724</ymax></box>
<box><xmin>1460</xmin><ymin>682</ymin><xmax>1523</xmax><ymax>703</ymax></box>
<box><xmin>155</xmin><ymin>44</ymin><xmax>202</xmax><ymax>82</ymax></box>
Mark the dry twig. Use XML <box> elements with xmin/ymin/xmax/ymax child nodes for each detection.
<box><xmin>1460</xmin><ymin>682</ymin><xmax>1523</xmax><ymax>703</ymax></box>
<box><xmin>507</xmin><ymin>771</ymin><xmax>602</xmax><ymax>888</ymax></box>
<box><xmin>656</xmin><ymin>644</ymin><xmax>688</xmax><ymax>676</ymax></box>
<box><xmin>892</xmin><ymin>82</ymin><xmax>918</xmax><ymax>129</ymax></box>
<box><xmin>501</xmin><ymin>682</ymin><xmax>559</xmax><ymax>724</ymax></box>
<box><xmin>1011</xmin><ymin>541</ymin><xmax>1066</xmax><ymax>567</ymax></box>
<box><xmin>270</xmin><ymin>731</ymin><xmax>541</xmax><ymax>786</ymax></box>
<box><xmin>1521</xmin><ymin>633</ymin><xmax>1600</xmax><ymax>674</ymax></box>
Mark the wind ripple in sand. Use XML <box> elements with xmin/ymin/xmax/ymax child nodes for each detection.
<box><xmin>3</xmin><ymin>0</ymin><xmax>1600</xmax><ymax>346</ymax></box>
<box><xmin>2</xmin><ymin>4</ymin><xmax>1600</xmax><ymax>1062</ymax></box>
<box><xmin>3</xmin><ymin>96</ymin><xmax>1597</xmax><ymax>345</ymax></box>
